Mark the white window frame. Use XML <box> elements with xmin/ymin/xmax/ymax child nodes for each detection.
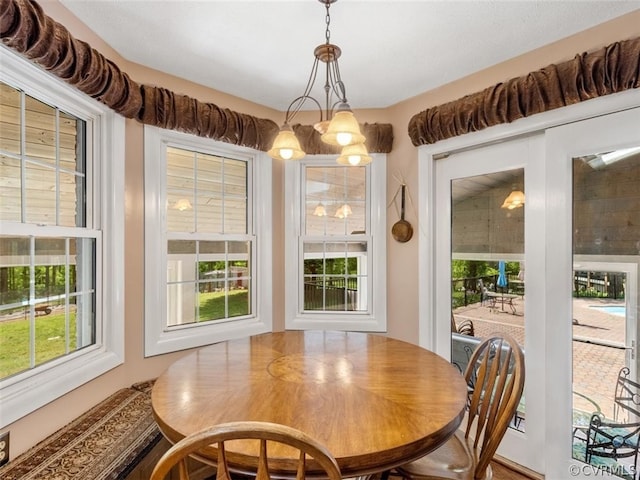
<box><xmin>144</xmin><ymin>126</ymin><xmax>272</xmax><ymax>356</ymax></box>
<box><xmin>0</xmin><ymin>46</ymin><xmax>125</xmax><ymax>427</ymax></box>
<box><xmin>284</xmin><ymin>154</ymin><xmax>387</xmax><ymax>331</ymax></box>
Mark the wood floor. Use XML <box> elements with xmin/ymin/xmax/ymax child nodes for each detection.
<box><xmin>492</xmin><ymin>461</ymin><xmax>536</xmax><ymax>480</ymax></box>
<box><xmin>387</xmin><ymin>462</ymin><xmax>537</xmax><ymax>480</ymax></box>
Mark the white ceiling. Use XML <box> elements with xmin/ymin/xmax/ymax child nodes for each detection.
<box><xmin>60</xmin><ymin>0</ymin><xmax>640</xmax><ymax>111</ymax></box>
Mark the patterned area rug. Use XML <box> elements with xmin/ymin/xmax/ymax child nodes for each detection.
<box><xmin>0</xmin><ymin>386</ymin><xmax>161</xmax><ymax>480</ymax></box>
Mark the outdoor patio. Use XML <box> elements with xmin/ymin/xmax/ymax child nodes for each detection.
<box><xmin>453</xmin><ymin>295</ymin><xmax>627</xmax><ymax>419</ymax></box>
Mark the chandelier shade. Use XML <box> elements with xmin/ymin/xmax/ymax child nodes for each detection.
<box><xmin>321</xmin><ymin>106</ymin><xmax>366</xmax><ymax>147</ymax></box>
<box><xmin>336</xmin><ymin>142</ymin><xmax>372</xmax><ymax>166</ymax></box>
<box><xmin>173</xmin><ymin>198</ymin><xmax>193</xmax><ymax>211</ymax></box>
<box><xmin>267</xmin><ymin>0</ymin><xmax>367</xmax><ymax>165</ymax></box>
<box><xmin>267</xmin><ymin>124</ymin><xmax>306</xmax><ymax>161</ymax></box>
<box><xmin>313</xmin><ymin>203</ymin><xmax>327</xmax><ymax>216</ymax></box>
<box><xmin>334</xmin><ymin>203</ymin><xmax>352</xmax><ymax>218</ymax></box>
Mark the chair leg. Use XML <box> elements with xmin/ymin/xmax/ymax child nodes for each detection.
<box><xmin>355</xmin><ymin>472</ymin><xmax>392</xmax><ymax>480</ymax></box>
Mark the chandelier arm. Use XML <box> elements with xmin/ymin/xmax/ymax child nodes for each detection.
<box><xmin>284</xmin><ymin>95</ymin><xmax>324</xmax><ymax>125</ymax></box>
<box><xmin>329</xmin><ymin>99</ymin><xmax>343</xmax><ymax>114</ymax></box>
<box><xmin>321</xmin><ymin>63</ymin><xmax>336</xmax><ymax>119</ymax></box>
<box><xmin>300</xmin><ymin>57</ymin><xmax>321</xmax><ymax>104</ymax></box>
<box><xmin>330</xmin><ymin>60</ymin><xmax>348</xmax><ymax>103</ymax></box>
<box><xmin>285</xmin><ymin>58</ymin><xmax>323</xmax><ymax>123</ymax></box>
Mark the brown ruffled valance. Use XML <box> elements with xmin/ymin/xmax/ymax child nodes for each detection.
<box><xmin>292</xmin><ymin>123</ymin><xmax>394</xmax><ymax>155</ymax></box>
<box><xmin>0</xmin><ymin>0</ymin><xmax>393</xmax><ymax>153</ymax></box>
<box><xmin>409</xmin><ymin>36</ymin><xmax>640</xmax><ymax>146</ymax></box>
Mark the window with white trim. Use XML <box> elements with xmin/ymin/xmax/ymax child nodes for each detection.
<box><xmin>144</xmin><ymin>127</ymin><xmax>272</xmax><ymax>356</ymax></box>
<box><xmin>285</xmin><ymin>155</ymin><xmax>386</xmax><ymax>331</ymax></box>
<box><xmin>0</xmin><ymin>46</ymin><xmax>124</xmax><ymax>427</ymax></box>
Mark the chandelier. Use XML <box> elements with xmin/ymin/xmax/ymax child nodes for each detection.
<box><xmin>268</xmin><ymin>0</ymin><xmax>370</xmax><ymax>166</ymax></box>
<box><xmin>501</xmin><ymin>185</ymin><xmax>525</xmax><ymax>210</ymax></box>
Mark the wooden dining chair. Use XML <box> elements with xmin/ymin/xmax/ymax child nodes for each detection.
<box><xmin>395</xmin><ymin>333</ymin><xmax>525</xmax><ymax>480</ymax></box>
<box><xmin>149</xmin><ymin>421</ymin><xmax>342</xmax><ymax>480</ymax></box>
<box><xmin>451</xmin><ymin>313</ymin><xmax>475</xmax><ymax>338</ymax></box>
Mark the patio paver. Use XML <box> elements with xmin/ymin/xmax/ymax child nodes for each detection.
<box><xmin>453</xmin><ymin>296</ymin><xmax>627</xmax><ymax>419</ymax></box>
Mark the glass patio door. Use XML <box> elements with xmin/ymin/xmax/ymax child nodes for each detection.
<box><xmin>433</xmin><ymin>134</ymin><xmax>546</xmax><ymax>472</ymax></box>
<box><xmin>546</xmin><ymin>106</ymin><xmax>640</xmax><ymax>480</ymax></box>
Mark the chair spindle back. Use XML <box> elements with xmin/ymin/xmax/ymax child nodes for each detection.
<box><xmin>150</xmin><ymin>421</ymin><xmax>342</xmax><ymax>480</ymax></box>
<box><xmin>463</xmin><ymin>333</ymin><xmax>525</xmax><ymax>479</ymax></box>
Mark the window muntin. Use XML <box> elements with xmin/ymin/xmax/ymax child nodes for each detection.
<box><xmin>0</xmin><ymin>82</ymin><xmax>86</xmax><ymax>228</ymax></box>
<box><xmin>305</xmin><ymin>166</ymin><xmax>366</xmax><ymax>235</ymax></box>
<box><xmin>285</xmin><ymin>155</ymin><xmax>386</xmax><ymax>332</ymax></box>
<box><xmin>164</xmin><ymin>145</ymin><xmax>252</xmax><ymax>330</ymax></box>
<box><xmin>301</xmin><ymin>165</ymin><xmax>369</xmax><ymax>314</ymax></box>
<box><xmin>145</xmin><ymin>126</ymin><xmax>270</xmax><ymax>356</ymax></box>
<box><xmin>303</xmin><ymin>241</ymin><xmax>368</xmax><ymax>312</ymax></box>
<box><xmin>0</xmin><ymin>82</ymin><xmax>94</xmax><ymax>382</ymax></box>
<box><xmin>166</xmin><ymin>239</ymin><xmax>251</xmax><ymax>326</ymax></box>
<box><xmin>166</xmin><ymin>147</ymin><xmax>247</xmax><ymax>234</ymax></box>
<box><xmin>0</xmin><ymin>236</ymin><xmax>96</xmax><ymax>378</ymax></box>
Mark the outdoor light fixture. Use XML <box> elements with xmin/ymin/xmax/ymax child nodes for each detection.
<box><xmin>267</xmin><ymin>0</ymin><xmax>369</xmax><ymax>165</ymax></box>
<box><xmin>501</xmin><ymin>187</ymin><xmax>525</xmax><ymax>210</ymax></box>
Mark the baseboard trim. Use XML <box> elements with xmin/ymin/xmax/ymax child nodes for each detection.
<box><xmin>494</xmin><ymin>455</ymin><xmax>544</xmax><ymax>480</ymax></box>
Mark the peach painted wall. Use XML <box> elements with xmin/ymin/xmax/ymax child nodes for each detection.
<box><xmin>4</xmin><ymin>0</ymin><xmax>640</xmax><ymax>458</ymax></box>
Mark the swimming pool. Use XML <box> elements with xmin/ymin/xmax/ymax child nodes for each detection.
<box><xmin>588</xmin><ymin>305</ymin><xmax>626</xmax><ymax>317</ymax></box>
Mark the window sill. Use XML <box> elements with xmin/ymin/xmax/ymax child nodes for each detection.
<box><xmin>0</xmin><ymin>347</ymin><xmax>123</xmax><ymax>427</ymax></box>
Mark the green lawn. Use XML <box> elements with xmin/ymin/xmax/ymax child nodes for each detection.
<box><xmin>199</xmin><ymin>289</ymin><xmax>249</xmax><ymax>321</ymax></box>
<box><xmin>0</xmin><ymin>311</ymin><xmax>78</xmax><ymax>378</ymax></box>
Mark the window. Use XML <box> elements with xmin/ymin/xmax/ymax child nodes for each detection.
<box><xmin>0</xmin><ymin>47</ymin><xmax>124</xmax><ymax>427</ymax></box>
<box><xmin>284</xmin><ymin>156</ymin><xmax>386</xmax><ymax>331</ymax></box>
<box><xmin>144</xmin><ymin>127</ymin><xmax>272</xmax><ymax>356</ymax></box>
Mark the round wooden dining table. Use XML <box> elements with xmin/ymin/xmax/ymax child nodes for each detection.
<box><xmin>151</xmin><ymin>330</ymin><xmax>468</xmax><ymax>478</ymax></box>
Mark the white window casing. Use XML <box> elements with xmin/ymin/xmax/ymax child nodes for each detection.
<box><xmin>0</xmin><ymin>45</ymin><xmax>125</xmax><ymax>427</ymax></box>
<box><xmin>144</xmin><ymin>126</ymin><xmax>272</xmax><ymax>356</ymax></box>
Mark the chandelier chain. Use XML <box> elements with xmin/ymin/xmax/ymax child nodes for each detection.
<box><xmin>325</xmin><ymin>2</ymin><xmax>331</xmax><ymax>44</ymax></box>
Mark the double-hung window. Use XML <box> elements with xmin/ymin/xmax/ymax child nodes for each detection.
<box><xmin>285</xmin><ymin>155</ymin><xmax>386</xmax><ymax>331</ymax></box>
<box><xmin>144</xmin><ymin>126</ymin><xmax>272</xmax><ymax>356</ymax></box>
<box><xmin>0</xmin><ymin>47</ymin><xmax>124</xmax><ymax>426</ymax></box>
